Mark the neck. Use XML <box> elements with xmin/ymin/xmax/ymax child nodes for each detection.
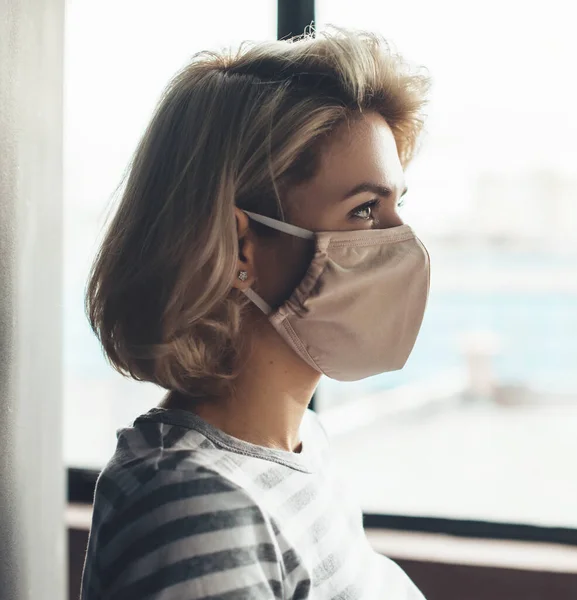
<box><xmin>160</xmin><ymin>316</ymin><xmax>321</xmax><ymax>453</ymax></box>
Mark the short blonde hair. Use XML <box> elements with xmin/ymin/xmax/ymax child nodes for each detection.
<box><xmin>86</xmin><ymin>26</ymin><xmax>432</xmax><ymax>399</ymax></box>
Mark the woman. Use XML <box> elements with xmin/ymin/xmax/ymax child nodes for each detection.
<box><xmin>81</xmin><ymin>26</ymin><xmax>431</xmax><ymax>600</ymax></box>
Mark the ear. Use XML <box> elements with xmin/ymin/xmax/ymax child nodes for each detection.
<box><xmin>232</xmin><ymin>207</ymin><xmax>256</xmax><ymax>290</ymax></box>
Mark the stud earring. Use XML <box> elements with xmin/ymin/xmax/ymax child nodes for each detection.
<box><xmin>237</xmin><ymin>270</ymin><xmax>248</xmax><ymax>282</ymax></box>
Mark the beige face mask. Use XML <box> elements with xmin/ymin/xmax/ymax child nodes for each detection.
<box><xmin>242</xmin><ymin>211</ymin><xmax>430</xmax><ymax>381</ymax></box>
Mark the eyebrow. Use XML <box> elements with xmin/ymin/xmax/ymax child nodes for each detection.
<box><xmin>342</xmin><ymin>181</ymin><xmax>408</xmax><ymax>200</ymax></box>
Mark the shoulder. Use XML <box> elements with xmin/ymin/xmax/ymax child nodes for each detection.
<box><xmin>90</xmin><ymin>465</ymin><xmax>283</xmax><ymax>599</ymax></box>
<box><xmin>96</xmin><ymin>461</ymin><xmax>274</xmax><ymax>546</ymax></box>
<box><xmin>94</xmin><ymin>413</ymin><xmax>229</xmax><ymax>512</ymax></box>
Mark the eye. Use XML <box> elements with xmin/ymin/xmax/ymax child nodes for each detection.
<box><xmin>350</xmin><ymin>199</ymin><xmax>380</xmax><ymax>221</ymax></box>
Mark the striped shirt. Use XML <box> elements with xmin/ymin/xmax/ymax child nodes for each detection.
<box><xmin>80</xmin><ymin>406</ymin><xmax>426</xmax><ymax>600</ymax></box>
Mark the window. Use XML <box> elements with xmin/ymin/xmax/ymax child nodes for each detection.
<box><xmin>63</xmin><ymin>0</ymin><xmax>277</xmax><ymax>469</ymax></box>
<box><xmin>64</xmin><ymin>0</ymin><xmax>577</xmax><ymax>536</ymax></box>
<box><xmin>316</xmin><ymin>1</ymin><xmax>577</xmax><ymax>529</ymax></box>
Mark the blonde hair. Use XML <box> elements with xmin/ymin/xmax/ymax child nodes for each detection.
<box><xmin>86</xmin><ymin>26</ymin><xmax>431</xmax><ymax>399</ymax></box>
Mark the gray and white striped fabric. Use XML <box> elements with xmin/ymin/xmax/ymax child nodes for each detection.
<box><xmin>80</xmin><ymin>407</ymin><xmax>426</xmax><ymax>600</ymax></box>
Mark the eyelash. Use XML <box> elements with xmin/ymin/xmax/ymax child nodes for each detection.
<box><xmin>350</xmin><ymin>197</ymin><xmax>405</xmax><ymax>220</ymax></box>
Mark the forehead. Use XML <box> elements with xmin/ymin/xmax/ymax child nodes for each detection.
<box><xmin>287</xmin><ymin>111</ymin><xmax>405</xmax><ymax>216</ymax></box>
<box><xmin>321</xmin><ymin>112</ymin><xmax>404</xmax><ymax>189</ymax></box>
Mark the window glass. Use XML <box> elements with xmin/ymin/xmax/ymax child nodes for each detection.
<box><xmin>316</xmin><ymin>1</ymin><xmax>577</xmax><ymax>527</ymax></box>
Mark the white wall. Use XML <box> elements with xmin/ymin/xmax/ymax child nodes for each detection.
<box><xmin>0</xmin><ymin>0</ymin><xmax>66</xmax><ymax>598</ymax></box>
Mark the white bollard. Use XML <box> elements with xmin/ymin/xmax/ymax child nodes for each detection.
<box><xmin>460</xmin><ymin>330</ymin><xmax>502</xmax><ymax>401</ymax></box>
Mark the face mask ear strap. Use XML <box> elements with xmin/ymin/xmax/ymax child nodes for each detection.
<box><xmin>244</xmin><ymin>211</ymin><xmax>315</xmax><ymax>240</ymax></box>
<box><xmin>242</xmin><ymin>288</ymin><xmax>273</xmax><ymax>315</ymax></box>
<box><xmin>240</xmin><ymin>211</ymin><xmax>313</xmax><ymax>316</ymax></box>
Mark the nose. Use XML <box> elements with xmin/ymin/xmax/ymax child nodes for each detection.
<box><xmin>378</xmin><ymin>206</ymin><xmax>404</xmax><ymax>229</ymax></box>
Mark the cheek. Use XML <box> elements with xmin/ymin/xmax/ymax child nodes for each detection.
<box><xmin>282</xmin><ymin>237</ymin><xmax>315</xmax><ymax>299</ymax></box>
<box><xmin>254</xmin><ymin>236</ymin><xmax>314</xmax><ymax>309</ymax></box>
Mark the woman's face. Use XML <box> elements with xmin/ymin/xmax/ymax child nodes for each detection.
<box><xmin>288</xmin><ymin>110</ymin><xmax>407</xmax><ymax>232</ymax></box>
<box><xmin>251</xmin><ymin>110</ymin><xmax>408</xmax><ymax>309</ymax></box>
